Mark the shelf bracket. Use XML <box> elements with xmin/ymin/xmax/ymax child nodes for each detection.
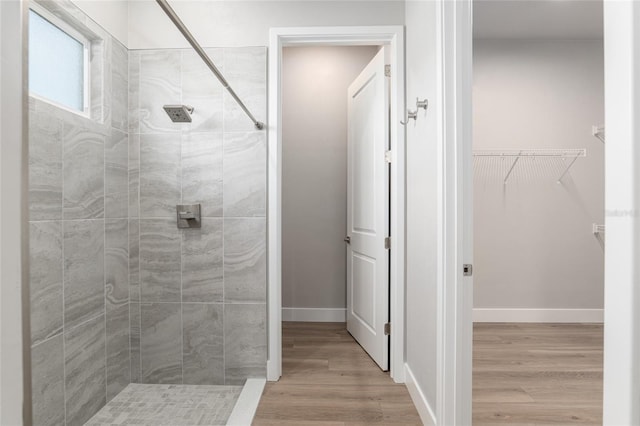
<box><xmin>503</xmin><ymin>156</ymin><xmax>520</xmax><ymax>185</ymax></box>
<box><xmin>557</xmin><ymin>153</ymin><xmax>581</xmax><ymax>183</ymax></box>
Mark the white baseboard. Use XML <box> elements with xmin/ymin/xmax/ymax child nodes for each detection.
<box><xmin>282</xmin><ymin>307</ymin><xmax>346</xmax><ymax>322</ymax></box>
<box><xmin>226</xmin><ymin>378</ymin><xmax>266</xmax><ymax>426</ymax></box>
<box><xmin>404</xmin><ymin>364</ymin><xmax>437</xmax><ymax>426</ymax></box>
<box><xmin>473</xmin><ymin>308</ymin><xmax>604</xmax><ymax>323</ymax></box>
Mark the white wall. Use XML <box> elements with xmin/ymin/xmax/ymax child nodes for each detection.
<box><xmin>70</xmin><ymin>0</ymin><xmax>129</xmax><ymax>46</ymax></box>
<box><xmin>473</xmin><ymin>40</ymin><xmax>605</xmax><ymax>321</ymax></box>
<box><xmin>127</xmin><ymin>0</ymin><xmax>405</xmax><ymax>49</ymax></box>
<box><xmin>403</xmin><ymin>0</ymin><xmax>439</xmax><ymax>423</ymax></box>
<box><xmin>281</xmin><ymin>46</ymin><xmax>379</xmax><ymax>316</ymax></box>
<box><xmin>1</xmin><ymin>1</ymin><xmax>27</xmax><ymax>424</ymax></box>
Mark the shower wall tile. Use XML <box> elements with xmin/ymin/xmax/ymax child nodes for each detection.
<box><xmin>139</xmin><ymin>133</ymin><xmax>181</xmax><ymax>217</ymax></box>
<box><xmin>29</xmin><ymin>221</ymin><xmax>63</xmax><ymax>346</ymax></box>
<box><xmin>141</xmin><ymin>303</ymin><xmax>182</xmax><ymax>384</ymax></box>
<box><xmin>63</xmin><ymin>220</ymin><xmax>105</xmax><ymax>329</ymax></box>
<box><xmin>130</xmin><ymin>46</ymin><xmax>268</xmax><ymax>387</ymax></box>
<box><xmin>223</xmin><ymin>47</ymin><xmax>267</xmax><ymax>132</ymax></box>
<box><xmin>182</xmin><ymin>49</ymin><xmax>224</xmax><ymax>133</ymax></box>
<box><xmin>128</xmin><ymin>51</ymin><xmax>140</xmax><ymax>134</ymax></box>
<box><xmin>182</xmin><ymin>132</ymin><xmax>223</xmax><ymax>217</ymax></box>
<box><xmin>31</xmin><ymin>335</ymin><xmax>65</xmax><ymax>426</ymax></box>
<box><xmin>182</xmin><ymin>303</ymin><xmax>224</xmax><ymax>385</ymax></box>
<box><xmin>182</xmin><ymin>220</ymin><xmax>223</xmax><ymax>303</ymax></box>
<box><xmin>63</xmin><ymin>125</ymin><xmax>105</xmax><ymax>219</ymax></box>
<box><xmin>130</xmin><ymin>302</ymin><xmax>141</xmax><ymax>383</ymax></box>
<box><xmin>224</xmin><ymin>303</ymin><xmax>267</xmax><ymax>385</ymax></box>
<box><xmin>224</xmin><ymin>218</ymin><xmax>266</xmax><ymax>303</ymax></box>
<box><xmin>106</xmin><ymin>303</ymin><xmax>131</xmax><ymax>401</ymax></box>
<box><xmin>223</xmin><ymin>132</ymin><xmax>266</xmax><ymax>217</ymax></box>
<box><xmin>140</xmin><ymin>219</ymin><xmax>181</xmax><ymax>302</ymax></box>
<box><xmin>29</xmin><ymin>109</ymin><xmax>63</xmax><ymax>221</ymax></box>
<box><xmin>129</xmin><ymin>133</ymin><xmax>140</xmax><ymax>218</ymax></box>
<box><xmin>105</xmin><ymin>219</ymin><xmax>129</xmax><ymax>310</ymax></box>
<box><xmin>139</xmin><ymin>50</ymin><xmax>182</xmax><ymax>134</ymax></box>
<box><xmin>129</xmin><ymin>219</ymin><xmax>140</xmax><ymax>301</ymax></box>
<box><xmin>64</xmin><ymin>314</ymin><xmax>106</xmax><ymax>426</ymax></box>
<box><xmin>105</xmin><ymin>129</ymin><xmax>129</xmax><ymax>218</ymax></box>
<box><xmin>111</xmin><ymin>41</ymin><xmax>129</xmax><ymax>132</ymax></box>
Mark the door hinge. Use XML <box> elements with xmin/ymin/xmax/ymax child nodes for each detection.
<box><xmin>384</xmin><ymin>65</ymin><xmax>391</xmax><ymax>77</ymax></box>
<box><xmin>463</xmin><ymin>264</ymin><xmax>473</xmax><ymax>276</ymax></box>
<box><xmin>384</xmin><ymin>323</ymin><xmax>391</xmax><ymax>335</ymax></box>
<box><xmin>385</xmin><ymin>150</ymin><xmax>392</xmax><ymax>163</ymax></box>
<box><xmin>384</xmin><ymin>237</ymin><xmax>391</xmax><ymax>250</ymax></box>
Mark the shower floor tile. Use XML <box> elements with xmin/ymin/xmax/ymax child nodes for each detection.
<box><xmin>85</xmin><ymin>383</ymin><xmax>243</xmax><ymax>426</ymax></box>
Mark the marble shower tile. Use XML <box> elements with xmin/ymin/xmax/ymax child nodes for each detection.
<box><xmin>64</xmin><ymin>220</ymin><xmax>105</xmax><ymax>329</ymax></box>
<box><xmin>63</xmin><ymin>124</ymin><xmax>105</xmax><ymax>219</ymax></box>
<box><xmin>223</xmin><ymin>47</ymin><xmax>267</xmax><ymax>132</ymax></box>
<box><xmin>182</xmin><ymin>303</ymin><xmax>224</xmax><ymax>385</ymax></box>
<box><xmin>105</xmin><ymin>219</ymin><xmax>129</xmax><ymax>310</ymax></box>
<box><xmin>182</xmin><ymin>132</ymin><xmax>223</xmax><ymax>217</ymax></box>
<box><xmin>106</xmin><ymin>303</ymin><xmax>130</xmax><ymax>401</ymax></box>
<box><xmin>129</xmin><ymin>133</ymin><xmax>140</xmax><ymax>218</ymax></box>
<box><xmin>130</xmin><ymin>302</ymin><xmax>141</xmax><ymax>383</ymax></box>
<box><xmin>223</xmin><ymin>132</ymin><xmax>266</xmax><ymax>217</ymax></box>
<box><xmin>31</xmin><ymin>335</ymin><xmax>64</xmax><ymax>426</ymax></box>
<box><xmin>29</xmin><ymin>221</ymin><xmax>63</xmax><ymax>345</ymax></box>
<box><xmin>140</xmin><ymin>219</ymin><xmax>181</xmax><ymax>302</ymax></box>
<box><xmin>128</xmin><ymin>51</ymin><xmax>140</xmax><ymax>134</ymax></box>
<box><xmin>129</xmin><ymin>219</ymin><xmax>140</xmax><ymax>301</ymax></box>
<box><xmin>105</xmin><ymin>129</ymin><xmax>128</xmax><ymax>218</ymax></box>
<box><xmin>29</xmin><ymin>108</ymin><xmax>63</xmax><ymax>221</ymax></box>
<box><xmin>182</xmin><ymin>220</ymin><xmax>223</xmax><ymax>303</ymax></box>
<box><xmin>182</xmin><ymin>49</ymin><xmax>224</xmax><ymax>133</ymax></box>
<box><xmin>224</xmin><ymin>218</ymin><xmax>266</xmax><ymax>303</ymax></box>
<box><xmin>111</xmin><ymin>40</ymin><xmax>129</xmax><ymax>132</ymax></box>
<box><xmin>65</xmin><ymin>314</ymin><xmax>106</xmax><ymax>426</ymax></box>
<box><xmin>139</xmin><ymin>133</ymin><xmax>181</xmax><ymax>217</ymax></box>
<box><xmin>141</xmin><ymin>303</ymin><xmax>182</xmax><ymax>384</ymax></box>
<box><xmin>139</xmin><ymin>50</ymin><xmax>182</xmax><ymax>134</ymax></box>
<box><xmin>224</xmin><ymin>303</ymin><xmax>267</xmax><ymax>384</ymax></box>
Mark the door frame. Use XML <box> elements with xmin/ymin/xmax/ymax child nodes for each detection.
<box><xmin>267</xmin><ymin>26</ymin><xmax>406</xmax><ymax>382</ymax></box>
<box><xmin>451</xmin><ymin>0</ymin><xmax>640</xmax><ymax>424</ymax></box>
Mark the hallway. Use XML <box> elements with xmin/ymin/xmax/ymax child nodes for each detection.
<box><xmin>253</xmin><ymin>322</ymin><xmax>421</xmax><ymax>425</ymax></box>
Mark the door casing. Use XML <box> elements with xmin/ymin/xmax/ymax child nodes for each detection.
<box><xmin>267</xmin><ymin>26</ymin><xmax>406</xmax><ymax>383</ymax></box>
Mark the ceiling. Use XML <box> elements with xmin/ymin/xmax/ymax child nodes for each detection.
<box><xmin>473</xmin><ymin>0</ymin><xmax>603</xmax><ymax>40</ymax></box>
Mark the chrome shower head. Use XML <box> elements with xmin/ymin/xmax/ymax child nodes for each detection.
<box><xmin>163</xmin><ymin>105</ymin><xmax>194</xmax><ymax>123</ymax></box>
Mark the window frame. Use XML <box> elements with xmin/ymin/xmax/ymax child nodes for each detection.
<box><xmin>28</xmin><ymin>3</ymin><xmax>91</xmax><ymax>117</ymax></box>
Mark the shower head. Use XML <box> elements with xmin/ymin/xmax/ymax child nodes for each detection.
<box><xmin>163</xmin><ymin>105</ymin><xmax>194</xmax><ymax>123</ymax></box>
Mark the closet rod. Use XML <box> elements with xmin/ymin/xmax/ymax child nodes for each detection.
<box><xmin>155</xmin><ymin>0</ymin><xmax>265</xmax><ymax>130</ymax></box>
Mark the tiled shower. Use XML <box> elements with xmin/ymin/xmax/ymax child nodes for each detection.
<box><xmin>28</xmin><ymin>1</ymin><xmax>267</xmax><ymax>425</ymax></box>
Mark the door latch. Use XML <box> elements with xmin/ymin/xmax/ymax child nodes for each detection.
<box><xmin>463</xmin><ymin>264</ymin><xmax>473</xmax><ymax>276</ymax></box>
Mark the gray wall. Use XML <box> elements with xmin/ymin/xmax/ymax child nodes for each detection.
<box><xmin>128</xmin><ymin>47</ymin><xmax>267</xmax><ymax>386</ymax></box>
<box><xmin>28</xmin><ymin>5</ymin><xmax>130</xmax><ymax>424</ymax></box>
<box><xmin>473</xmin><ymin>40</ymin><xmax>605</xmax><ymax>311</ymax></box>
<box><xmin>281</xmin><ymin>46</ymin><xmax>379</xmax><ymax>311</ymax></box>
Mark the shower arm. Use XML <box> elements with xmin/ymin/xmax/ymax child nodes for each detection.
<box><xmin>155</xmin><ymin>0</ymin><xmax>265</xmax><ymax>130</ymax></box>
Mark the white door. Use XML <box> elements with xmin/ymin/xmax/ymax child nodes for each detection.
<box><xmin>346</xmin><ymin>47</ymin><xmax>390</xmax><ymax>371</ymax></box>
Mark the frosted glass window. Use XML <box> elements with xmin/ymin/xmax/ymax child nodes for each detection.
<box><xmin>29</xmin><ymin>10</ymin><xmax>87</xmax><ymax>112</ymax></box>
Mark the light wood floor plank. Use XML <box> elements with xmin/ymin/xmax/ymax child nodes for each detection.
<box><xmin>253</xmin><ymin>322</ymin><xmax>421</xmax><ymax>424</ymax></box>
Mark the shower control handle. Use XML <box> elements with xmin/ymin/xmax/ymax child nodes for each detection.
<box><xmin>178</xmin><ymin>211</ymin><xmax>196</xmax><ymax>220</ymax></box>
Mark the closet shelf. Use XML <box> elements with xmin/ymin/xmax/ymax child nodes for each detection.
<box><xmin>592</xmin><ymin>126</ymin><xmax>605</xmax><ymax>143</ymax></box>
<box><xmin>473</xmin><ymin>149</ymin><xmax>587</xmax><ymax>184</ymax></box>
